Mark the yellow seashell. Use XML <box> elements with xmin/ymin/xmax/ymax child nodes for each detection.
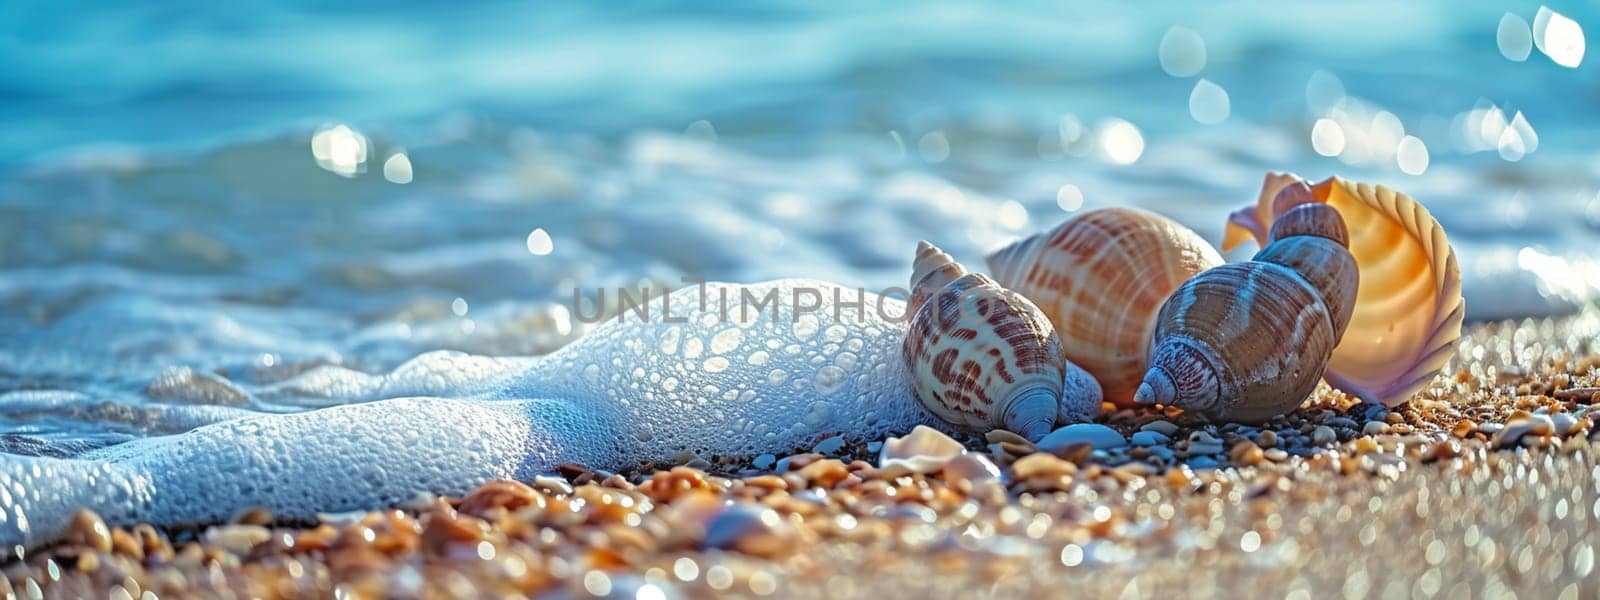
<box><xmin>1223</xmin><ymin>173</ymin><xmax>1465</xmax><ymax>407</ymax></box>
<box><xmin>986</xmin><ymin>208</ymin><xmax>1223</xmax><ymax>407</ymax></box>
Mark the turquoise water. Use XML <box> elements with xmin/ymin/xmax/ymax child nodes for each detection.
<box><xmin>1</xmin><ymin>3</ymin><xmax>1598</xmax><ymax>472</ymax></box>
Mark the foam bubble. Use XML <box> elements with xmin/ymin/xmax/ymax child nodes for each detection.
<box><xmin>0</xmin><ymin>280</ymin><xmax>942</xmax><ymax>547</ymax></box>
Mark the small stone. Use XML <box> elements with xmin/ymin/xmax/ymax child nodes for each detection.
<box><xmin>1229</xmin><ymin>441</ymin><xmax>1265</xmax><ymax>466</ymax></box>
<box><xmin>1327</xmin><ymin>417</ymin><xmax>1359</xmax><ymax>429</ymax></box>
<box><xmin>812</xmin><ymin>437</ymin><xmax>845</xmax><ymax>455</ymax></box>
<box><xmin>1493</xmin><ymin>413</ymin><xmax>1553</xmax><ymax>449</ymax></box>
<box><xmin>1451</xmin><ymin>419</ymin><xmax>1476</xmax><ymax>438</ymax></box>
<box><xmin>1038</xmin><ymin>424</ymin><xmax>1127</xmax><ymax>454</ymax></box>
<box><xmin>984</xmin><ymin>430</ymin><xmax>1032</xmax><ymax>446</ymax></box>
<box><xmin>942</xmin><ymin>453</ymin><xmax>1001</xmax><ymax>484</ymax></box>
<box><xmin>1140</xmin><ymin>420</ymin><xmax>1180</xmax><ymax>436</ymax></box>
<box><xmin>533</xmin><ymin>474</ymin><xmax>574</xmax><ymax>496</ymax></box>
<box><xmin>797</xmin><ymin>459</ymin><xmax>850</xmax><ymax>488</ymax></box>
<box><xmin>704</xmin><ymin>505</ymin><xmax>795</xmax><ymax>559</ymax></box>
<box><xmin>1255</xmin><ymin>430</ymin><xmax>1278</xmax><ymax>447</ymax></box>
<box><xmin>1362</xmin><ymin>421</ymin><xmax>1389</xmax><ymax>436</ymax></box>
<box><xmin>1188</xmin><ymin>456</ymin><xmax>1221</xmax><ymax>470</ymax></box>
<box><xmin>203</xmin><ymin>525</ymin><xmax>271</xmax><ymax>556</ymax></box>
<box><xmin>753</xmin><ymin>454</ymin><xmax>776</xmax><ymax>470</ymax></box>
<box><xmin>1264</xmin><ymin>448</ymin><xmax>1289</xmax><ymax>462</ymax></box>
<box><xmin>230</xmin><ymin>507</ymin><xmax>273</xmax><ymax>527</ymax></box>
<box><xmin>1312</xmin><ymin>426</ymin><xmax>1337</xmax><ymax>446</ymax></box>
<box><xmin>1551</xmin><ymin>412</ymin><xmax>1579</xmax><ymax>437</ymax></box>
<box><xmin>866</xmin><ymin>441</ymin><xmax>883</xmax><ymax>453</ymax></box>
<box><xmin>1131</xmin><ymin>431</ymin><xmax>1169</xmax><ymax>446</ymax></box>
<box><xmin>1011</xmin><ymin>453</ymin><xmax>1075</xmax><ymax>480</ymax></box>
<box><xmin>1421</xmin><ymin>440</ymin><xmax>1461</xmax><ymax>462</ymax></box>
<box><xmin>66</xmin><ymin>510</ymin><xmax>113</xmax><ymax>554</ymax></box>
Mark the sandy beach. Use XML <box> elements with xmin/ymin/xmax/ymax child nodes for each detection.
<box><xmin>8</xmin><ymin>312</ymin><xmax>1597</xmax><ymax>599</ymax></box>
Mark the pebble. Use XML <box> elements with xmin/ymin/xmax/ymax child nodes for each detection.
<box><xmin>1037</xmin><ymin>424</ymin><xmax>1127</xmax><ymax>452</ymax></box>
<box><xmin>703</xmin><ymin>505</ymin><xmax>795</xmax><ymax>559</ymax></box>
<box><xmin>1131</xmin><ymin>431</ymin><xmax>1169</xmax><ymax>446</ymax></box>
<box><xmin>1493</xmin><ymin>413</ymin><xmax>1553</xmax><ymax>449</ymax></box>
<box><xmin>984</xmin><ymin>430</ymin><xmax>1032</xmax><ymax>446</ymax></box>
<box><xmin>1327</xmin><ymin>417</ymin><xmax>1359</xmax><ymax>429</ymax></box>
<box><xmin>1229</xmin><ymin>442</ymin><xmax>1265</xmax><ymax>466</ymax></box>
<box><xmin>202</xmin><ymin>525</ymin><xmax>271</xmax><ymax>556</ymax></box>
<box><xmin>1140</xmin><ymin>420</ymin><xmax>1180</xmax><ymax>436</ymax></box>
<box><xmin>1362</xmin><ymin>422</ymin><xmax>1389</xmax><ymax>436</ymax></box>
<box><xmin>812</xmin><ymin>437</ymin><xmax>844</xmax><ymax>455</ymax></box>
<box><xmin>1187</xmin><ymin>456</ymin><xmax>1221</xmax><ymax>470</ymax></box>
<box><xmin>533</xmin><ymin>474</ymin><xmax>574</xmax><ymax>496</ymax></box>
<box><xmin>1011</xmin><ymin>453</ymin><xmax>1075</xmax><ymax>480</ymax></box>
<box><xmin>1255</xmin><ymin>430</ymin><xmax>1278</xmax><ymax>447</ymax></box>
<box><xmin>1312</xmin><ymin>426</ymin><xmax>1337</xmax><ymax>446</ymax></box>
<box><xmin>1551</xmin><ymin>412</ymin><xmax>1578</xmax><ymax>437</ymax></box>
<box><xmin>753</xmin><ymin>454</ymin><xmax>776</xmax><ymax>470</ymax></box>
<box><xmin>65</xmin><ymin>509</ymin><xmax>113</xmax><ymax>554</ymax></box>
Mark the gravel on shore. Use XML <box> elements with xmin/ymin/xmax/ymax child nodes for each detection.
<box><xmin>6</xmin><ymin>313</ymin><xmax>1600</xmax><ymax>599</ymax></box>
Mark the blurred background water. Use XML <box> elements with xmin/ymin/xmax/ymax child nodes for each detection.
<box><xmin>1</xmin><ymin>1</ymin><xmax>1598</xmax><ymax>451</ymax></box>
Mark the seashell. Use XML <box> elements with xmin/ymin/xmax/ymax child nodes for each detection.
<box><xmin>904</xmin><ymin>242</ymin><xmax>1066</xmax><ymax>440</ymax></box>
<box><xmin>878</xmin><ymin>425</ymin><xmax>967</xmax><ymax>476</ymax></box>
<box><xmin>986</xmin><ymin>208</ymin><xmax>1224</xmax><ymax>406</ymax></box>
<box><xmin>1136</xmin><ymin>203</ymin><xmax>1359</xmax><ymax>423</ymax></box>
<box><xmin>1224</xmin><ymin>173</ymin><xmax>1464</xmax><ymax>406</ymax></box>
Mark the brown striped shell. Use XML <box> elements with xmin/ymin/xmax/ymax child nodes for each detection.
<box><xmin>1136</xmin><ymin>203</ymin><xmax>1358</xmax><ymax>423</ymax></box>
<box><xmin>985</xmin><ymin>208</ymin><xmax>1224</xmax><ymax>407</ymax></box>
<box><xmin>902</xmin><ymin>242</ymin><xmax>1066</xmax><ymax>441</ymax></box>
<box><xmin>1224</xmin><ymin>173</ymin><xmax>1464</xmax><ymax>407</ymax></box>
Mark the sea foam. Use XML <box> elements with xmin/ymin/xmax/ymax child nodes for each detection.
<box><xmin>0</xmin><ymin>280</ymin><xmax>939</xmax><ymax>547</ymax></box>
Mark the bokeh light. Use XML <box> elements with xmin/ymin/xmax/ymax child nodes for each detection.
<box><xmin>1188</xmin><ymin>79</ymin><xmax>1230</xmax><ymax>124</ymax></box>
<box><xmin>1158</xmin><ymin>26</ymin><xmax>1207</xmax><ymax>77</ymax></box>
<box><xmin>1097</xmin><ymin>119</ymin><xmax>1144</xmax><ymax>165</ymax></box>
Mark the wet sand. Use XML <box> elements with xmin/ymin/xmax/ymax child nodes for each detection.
<box><xmin>6</xmin><ymin>313</ymin><xmax>1600</xmax><ymax>599</ymax></box>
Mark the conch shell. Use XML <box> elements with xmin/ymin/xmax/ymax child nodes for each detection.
<box><xmin>1137</xmin><ymin>203</ymin><xmax>1358</xmax><ymax>422</ymax></box>
<box><xmin>903</xmin><ymin>242</ymin><xmax>1065</xmax><ymax>441</ymax></box>
<box><xmin>1224</xmin><ymin>174</ymin><xmax>1464</xmax><ymax>406</ymax></box>
<box><xmin>986</xmin><ymin>208</ymin><xmax>1224</xmax><ymax>406</ymax></box>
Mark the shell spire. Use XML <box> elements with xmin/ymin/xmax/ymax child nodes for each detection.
<box><xmin>908</xmin><ymin>240</ymin><xmax>967</xmax><ymax>316</ymax></box>
<box><xmin>985</xmin><ymin>208</ymin><xmax>1223</xmax><ymax>407</ymax></box>
<box><xmin>1222</xmin><ymin>173</ymin><xmax>1464</xmax><ymax>406</ymax></box>
<box><xmin>1136</xmin><ymin>203</ymin><xmax>1358</xmax><ymax>423</ymax></box>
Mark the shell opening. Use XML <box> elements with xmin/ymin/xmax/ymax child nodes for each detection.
<box><xmin>1001</xmin><ymin>385</ymin><xmax>1058</xmax><ymax>442</ymax></box>
<box><xmin>1141</xmin><ymin>337</ymin><xmax>1223</xmax><ymax>415</ymax></box>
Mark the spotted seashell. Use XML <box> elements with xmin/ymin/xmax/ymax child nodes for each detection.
<box><xmin>1137</xmin><ymin>203</ymin><xmax>1359</xmax><ymax>423</ymax></box>
<box><xmin>903</xmin><ymin>242</ymin><xmax>1065</xmax><ymax>441</ymax></box>
<box><xmin>1224</xmin><ymin>174</ymin><xmax>1464</xmax><ymax>406</ymax></box>
<box><xmin>986</xmin><ymin>208</ymin><xmax>1224</xmax><ymax>407</ymax></box>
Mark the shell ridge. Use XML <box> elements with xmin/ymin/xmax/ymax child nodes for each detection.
<box><xmin>1325</xmin><ymin>177</ymin><xmax>1464</xmax><ymax>406</ymax></box>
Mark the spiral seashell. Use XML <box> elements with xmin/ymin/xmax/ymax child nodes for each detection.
<box><xmin>1224</xmin><ymin>173</ymin><xmax>1464</xmax><ymax>407</ymax></box>
<box><xmin>986</xmin><ymin>208</ymin><xmax>1224</xmax><ymax>407</ymax></box>
<box><xmin>1136</xmin><ymin>203</ymin><xmax>1359</xmax><ymax>422</ymax></box>
<box><xmin>904</xmin><ymin>242</ymin><xmax>1065</xmax><ymax>441</ymax></box>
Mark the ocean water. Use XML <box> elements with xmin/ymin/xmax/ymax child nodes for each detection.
<box><xmin>2</xmin><ymin>1</ymin><xmax>1600</xmax><ymax>541</ymax></box>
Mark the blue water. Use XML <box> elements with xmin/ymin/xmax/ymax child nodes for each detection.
<box><xmin>2</xmin><ymin>2</ymin><xmax>1599</xmax><ymax>454</ymax></box>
